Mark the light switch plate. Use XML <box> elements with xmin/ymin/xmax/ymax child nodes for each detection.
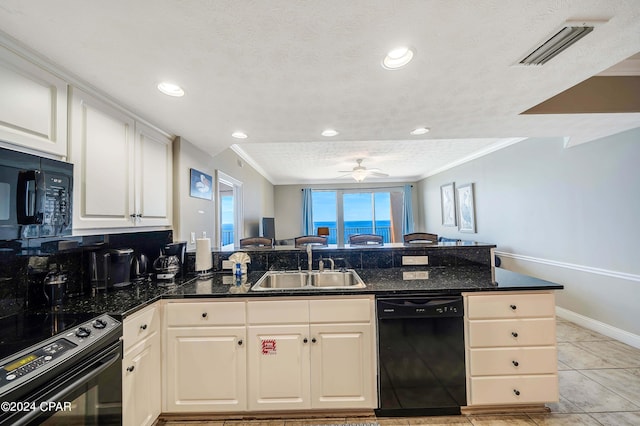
<box><xmin>402</xmin><ymin>255</ymin><xmax>429</xmax><ymax>265</ymax></box>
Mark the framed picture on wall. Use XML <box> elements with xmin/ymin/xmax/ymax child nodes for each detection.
<box><xmin>456</xmin><ymin>183</ymin><xmax>476</xmax><ymax>233</ymax></box>
<box><xmin>440</xmin><ymin>182</ymin><xmax>457</xmax><ymax>227</ymax></box>
<box><xmin>190</xmin><ymin>168</ymin><xmax>213</xmax><ymax>200</ymax></box>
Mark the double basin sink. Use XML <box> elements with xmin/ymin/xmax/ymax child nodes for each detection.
<box><xmin>251</xmin><ymin>269</ymin><xmax>366</xmax><ymax>291</ymax></box>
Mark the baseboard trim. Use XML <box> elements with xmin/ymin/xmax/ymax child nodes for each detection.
<box><xmin>556</xmin><ymin>306</ymin><xmax>640</xmax><ymax>349</ymax></box>
<box><xmin>495</xmin><ymin>251</ymin><xmax>640</xmax><ymax>283</ymax></box>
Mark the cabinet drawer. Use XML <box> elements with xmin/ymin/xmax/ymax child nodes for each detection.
<box><xmin>468</xmin><ymin>318</ymin><xmax>556</xmax><ymax>347</ymax></box>
<box><xmin>469</xmin><ymin>347</ymin><xmax>557</xmax><ymax>376</ymax></box>
<box><xmin>166</xmin><ymin>301</ymin><xmax>245</xmax><ymax>327</ymax></box>
<box><xmin>469</xmin><ymin>375</ymin><xmax>558</xmax><ymax>405</ymax></box>
<box><xmin>467</xmin><ymin>292</ymin><xmax>555</xmax><ymax>319</ymax></box>
<box><xmin>309</xmin><ymin>298</ymin><xmax>371</xmax><ymax>323</ymax></box>
<box><xmin>124</xmin><ymin>304</ymin><xmax>160</xmax><ymax>351</ymax></box>
<box><xmin>248</xmin><ymin>300</ymin><xmax>309</xmax><ymax>324</ymax></box>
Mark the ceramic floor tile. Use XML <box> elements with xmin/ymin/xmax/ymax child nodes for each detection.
<box><xmin>558</xmin><ymin>370</ymin><xmax>640</xmax><ymax>412</ymax></box>
<box><xmin>554</xmin><ymin>322</ymin><xmax>610</xmax><ymax>343</ymax></box>
<box><xmin>224</xmin><ymin>421</ymin><xmax>285</xmax><ymax>426</ymax></box>
<box><xmin>545</xmin><ymin>396</ymin><xmax>585</xmax><ymax>414</ymax></box>
<box><xmin>557</xmin><ymin>342</ymin><xmax>619</xmax><ymax>369</ymax></box>
<box><xmin>284</xmin><ymin>418</ymin><xmax>347</xmax><ymax>425</ymax></box>
<box><xmin>580</xmin><ymin>368</ymin><xmax>640</xmax><ymax>406</ymax></box>
<box><xmin>572</xmin><ymin>340</ymin><xmax>640</xmax><ymax>368</ymax></box>
<box><xmin>556</xmin><ymin>360</ymin><xmax>572</xmax><ymax>371</ymax></box>
<box><xmin>526</xmin><ymin>413</ymin><xmax>602</xmax><ymax>425</ymax></box>
<box><xmin>371</xmin><ymin>418</ymin><xmax>410</xmax><ymax>425</ymax></box>
<box><xmin>589</xmin><ymin>411</ymin><xmax>640</xmax><ymax>426</ymax></box>
<box><xmin>467</xmin><ymin>414</ymin><xmax>536</xmax><ymax>425</ymax></box>
<box><xmin>407</xmin><ymin>416</ymin><xmax>472</xmax><ymax>425</ymax></box>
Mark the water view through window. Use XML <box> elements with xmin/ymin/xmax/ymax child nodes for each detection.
<box><xmin>312</xmin><ymin>190</ymin><xmax>402</xmax><ymax>244</ymax></box>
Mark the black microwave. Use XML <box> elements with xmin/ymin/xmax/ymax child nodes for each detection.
<box><xmin>0</xmin><ymin>146</ymin><xmax>73</xmax><ymax>240</ymax></box>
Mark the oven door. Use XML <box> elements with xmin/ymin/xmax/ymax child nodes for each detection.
<box><xmin>2</xmin><ymin>340</ymin><xmax>122</xmax><ymax>426</ymax></box>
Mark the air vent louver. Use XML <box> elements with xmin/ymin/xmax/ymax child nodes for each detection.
<box><xmin>520</xmin><ymin>25</ymin><xmax>594</xmax><ymax>65</ymax></box>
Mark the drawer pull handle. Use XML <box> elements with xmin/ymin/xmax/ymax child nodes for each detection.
<box><xmin>513</xmin><ymin>389</ymin><xmax>520</xmax><ymax>396</ymax></box>
<box><xmin>237</xmin><ymin>339</ymin><xmax>243</xmax><ymax>346</ymax></box>
<box><xmin>510</xmin><ymin>304</ymin><xmax>517</xmax><ymax>310</ymax></box>
<box><xmin>512</xmin><ymin>360</ymin><xmax>519</xmax><ymax>367</ymax></box>
<box><xmin>511</xmin><ymin>332</ymin><xmax>519</xmax><ymax>338</ymax></box>
<box><xmin>127</xmin><ymin>366</ymin><xmax>135</xmax><ymax>373</ymax></box>
<box><xmin>140</xmin><ymin>324</ymin><xmax>147</xmax><ymax>330</ymax></box>
<box><xmin>202</xmin><ymin>312</ymin><xmax>208</xmax><ymax>318</ymax></box>
<box><xmin>303</xmin><ymin>338</ymin><xmax>308</xmax><ymax>343</ymax></box>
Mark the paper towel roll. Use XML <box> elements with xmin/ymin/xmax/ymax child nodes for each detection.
<box><xmin>195</xmin><ymin>238</ymin><xmax>212</xmax><ymax>272</ymax></box>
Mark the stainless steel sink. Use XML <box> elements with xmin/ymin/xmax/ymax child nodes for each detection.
<box><xmin>251</xmin><ymin>269</ymin><xmax>366</xmax><ymax>291</ymax></box>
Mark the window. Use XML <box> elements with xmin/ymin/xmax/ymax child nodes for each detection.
<box><xmin>217</xmin><ymin>171</ymin><xmax>243</xmax><ymax>248</ymax></box>
<box><xmin>311</xmin><ymin>189</ymin><xmax>404</xmax><ymax>245</ymax></box>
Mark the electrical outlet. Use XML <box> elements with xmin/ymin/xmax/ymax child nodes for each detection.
<box><xmin>402</xmin><ymin>256</ymin><xmax>429</xmax><ymax>265</ymax></box>
<box><xmin>222</xmin><ymin>260</ymin><xmax>234</xmax><ymax>270</ymax></box>
<box><xmin>402</xmin><ymin>271</ymin><xmax>430</xmax><ymax>280</ymax></box>
<box><xmin>190</xmin><ymin>232</ymin><xmax>196</xmax><ymax>244</ymax></box>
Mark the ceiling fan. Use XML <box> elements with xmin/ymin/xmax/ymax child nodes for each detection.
<box><xmin>338</xmin><ymin>159</ymin><xmax>389</xmax><ymax>182</ymax></box>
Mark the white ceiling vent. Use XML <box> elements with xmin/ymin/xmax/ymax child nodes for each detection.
<box><xmin>520</xmin><ymin>22</ymin><xmax>599</xmax><ymax>66</ymax></box>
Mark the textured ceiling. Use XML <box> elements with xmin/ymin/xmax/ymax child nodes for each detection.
<box><xmin>0</xmin><ymin>1</ymin><xmax>639</xmax><ymax>184</ymax></box>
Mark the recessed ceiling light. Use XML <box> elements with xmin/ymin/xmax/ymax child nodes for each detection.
<box><xmin>410</xmin><ymin>127</ymin><xmax>430</xmax><ymax>135</ymax></box>
<box><xmin>321</xmin><ymin>129</ymin><xmax>339</xmax><ymax>137</ymax></box>
<box><xmin>232</xmin><ymin>131</ymin><xmax>248</xmax><ymax>139</ymax></box>
<box><xmin>157</xmin><ymin>82</ymin><xmax>184</xmax><ymax>97</ymax></box>
<box><xmin>382</xmin><ymin>46</ymin><xmax>414</xmax><ymax>70</ymax></box>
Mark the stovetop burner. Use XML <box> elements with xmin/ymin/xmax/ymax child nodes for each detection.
<box><xmin>0</xmin><ymin>312</ymin><xmax>99</xmax><ymax>361</ymax></box>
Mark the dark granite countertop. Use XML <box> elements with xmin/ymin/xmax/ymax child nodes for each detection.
<box><xmin>42</xmin><ymin>267</ymin><xmax>562</xmax><ymax>319</ymax></box>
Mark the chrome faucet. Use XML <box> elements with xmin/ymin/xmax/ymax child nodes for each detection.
<box><xmin>306</xmin><ymin>244</ymin><xmax>313</xmax><ymax>272</ymax></box>
<box><xmin>325</xmin><ymin>257</ymin><xmax>335</xmax><ymax>271</ymax></box>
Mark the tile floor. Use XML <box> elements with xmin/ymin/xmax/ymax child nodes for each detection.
<box><xmin>161</xmin><ymin>318</ymin><xmax>640</xmax><ymax>426</ymax></box>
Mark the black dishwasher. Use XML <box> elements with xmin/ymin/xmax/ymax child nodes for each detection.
<box><xmin>376</xmin><ymin>296</ymin><xmax>466</xmax><ymax>416</ymax></box>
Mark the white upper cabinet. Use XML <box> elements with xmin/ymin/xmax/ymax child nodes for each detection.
<box><xmin>0</xmin><ymin>45</ymin><xmax>68</xmax><ymax>156</ymax></box>
<box><xmin>69</xmin><ymin>87</ymin><xmax>172</xmax><ymax>230</ymax></box>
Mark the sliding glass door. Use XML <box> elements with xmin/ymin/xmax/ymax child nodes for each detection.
<box><xmin>311</xmin><ymin>189</ymin><xmax>403</xmax><ymax>245</ymax></box>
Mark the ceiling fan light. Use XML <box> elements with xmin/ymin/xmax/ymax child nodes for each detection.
<box><xmin>352</xmin><ymin>169</ymin><xmax>367</xmax><ymax>182</ymax></box>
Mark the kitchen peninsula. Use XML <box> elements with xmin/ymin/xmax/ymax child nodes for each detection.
<box><xmin>15</xmin><ymin>241</ymin><xmax>563</xmax><ymax>423</ymax></box>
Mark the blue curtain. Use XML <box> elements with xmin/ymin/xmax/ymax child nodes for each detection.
<box><xmin>403</xmin><ymin>184</ymin><xmax>414</xmax><ymax>235</ymax></box>
<box><xmin>302</xmin><ymin>188</ymin><xmax>313</xmax><ymax>235</ymax></box>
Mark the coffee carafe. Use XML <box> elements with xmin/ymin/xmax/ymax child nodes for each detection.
<box><xmin>161</xmin><ymin>241</ymin><xmax>187</xmax><ymax>277</ymax></box>
<box><xmin>90</xmin><ymin>248</ymin><xmax>134</xmax><ymax>289</ymax></box>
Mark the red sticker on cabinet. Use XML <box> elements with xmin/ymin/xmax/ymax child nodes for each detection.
<box><xmin>261</xmin><ymin>339</ymin><xmax>276</xmax><ymax>355</ymax></box>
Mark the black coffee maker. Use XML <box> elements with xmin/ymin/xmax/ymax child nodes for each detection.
<box><xmin>161</xmin><ymin>242</ymin><xmax>187</xmax><ymax>277</ymax></box>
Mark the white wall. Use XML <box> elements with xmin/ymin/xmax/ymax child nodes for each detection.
<box><xmin>210</xmin><ymin>148</ymin><xmax>275</xmax><ymax>241</ymax></box>
<box><xmin>172</xmin><ymin>137</ymin><xmax>216</xmax><ymax>250</ymax></box>
<box><xmin>173</xmin><ymin>138</ymin><xmax>275</xmax><ymax>250</ymax></box>
<box><xmin>274</xmin><ymin>182</ymin><xmax>419</xmax><ymax>240</ymax></box>
<box><xmin>416</xmin><ymin>128</ymin><xmax>640</xmax><ymax>344</ymax></box>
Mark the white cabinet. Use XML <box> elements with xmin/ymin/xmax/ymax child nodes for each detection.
<box><xmin>122</xmin><ymin>304</ymin><xmax>161</xmax><ymax>426</ymax></box>
<box><xmin>464</xmin><ymin>291</ymin><xmax>558</xmax><ymax>407</ymax></box>
<box><xmin>0</xmin><ymin>44</ymin><xmax>68</xmax><ymax>156</ymax></box>
<box><xmin>164</xmin><ymin>301</ymin><xmax>247</xmax><ymax>413</ymax></box>
<box><xmin>247</xmin><ymin>297</ymin><xmax>376</xmax><ymax>411</ymax></box>
<box><xmin>69</xmin><ymin>87</ymin><xmax>172</xmax><ymax>230</ymax></box>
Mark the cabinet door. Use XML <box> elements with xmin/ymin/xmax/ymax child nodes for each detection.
<box><xmin>69</xmin><ymin>87</ymin><xmax>135</xmax><ymax>229</ymax></box>
<box><xmin>123</xmin><ymin>333</ymin><xmax>161</xmax><ymax>426</ymax></box>
<box><xmin>0</xmin><ymin>45</ymin><xmax>68</xmax><ymax>156</ymax></box>
<box><xmin>165</xmin><ymin>326</ymin><xmax>246</xmax><ymax>412</ymax></box>
<box><xmin>309</xmin><ymin>323</ymin><xmax>376</xmax><ymax>409</ymax></box>
<box><xmin>134</xmin><ymin>122</ymin><xmax>172</xmax><ymax>227</ymax></box>
<box><xmin>247</xmin><ymin>325</ymin><xmax>310</xmax><ymax>411</ymax></box>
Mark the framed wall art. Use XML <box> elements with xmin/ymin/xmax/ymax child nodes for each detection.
<box><xmin>440</xmin><ymin>182</ymin><xmax>457</xmax><ymax>227</ymax></box>
<box><xmin>190</xmin><ymin>168</ymin><xmax>213</xmax><ymax>200</ymax></box>
<box><xmin>456</xmin><ymin>183</ymin><xmax>476</xmax><ymax>233</ymax></box>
